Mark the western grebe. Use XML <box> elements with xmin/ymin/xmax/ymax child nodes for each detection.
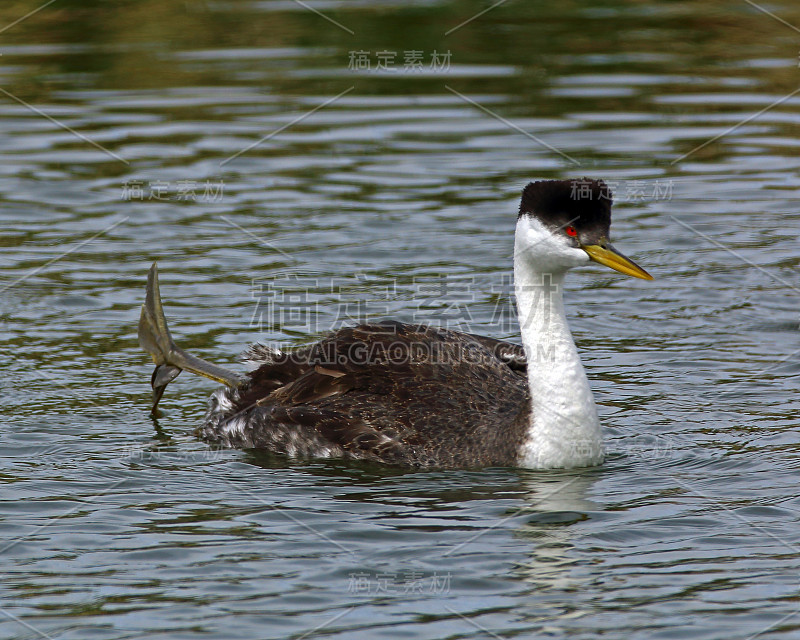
<box><xmin>138</xmin><ymin>178</ymin><xmax>652</xmax><ymax>469</ymax></box>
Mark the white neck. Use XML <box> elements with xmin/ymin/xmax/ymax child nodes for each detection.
<box><xmin>513</xmin><ymin>218</ymin><xmax>604</xmax><ymax>468</ymax></box>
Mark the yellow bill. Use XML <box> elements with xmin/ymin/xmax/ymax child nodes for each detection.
<box><xmin>582</xmin><ymin>243</ymin><xmax>653</xmax><ymax>280</ymax></box>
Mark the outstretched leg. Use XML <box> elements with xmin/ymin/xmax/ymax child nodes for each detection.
<box><xmin>138</xmin><ymin>263</ymin><xmax>245</xmax><ymax>415</ymax></box>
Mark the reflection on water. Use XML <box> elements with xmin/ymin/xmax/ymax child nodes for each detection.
<box><xmin>515</xmin><ymin>473</ymin><xmax>598</xmax><ymax>595</ymax></box>
<box><xmin>1</xmin><ymin>0</ymin><xmax>800</xmax><ymax>638</ymax></box>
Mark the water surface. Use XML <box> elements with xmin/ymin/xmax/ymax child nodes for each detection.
<box><xmin>1</xmin><ymin>0</ymin><xmax>800</xmax><ymax>638</ymax></box>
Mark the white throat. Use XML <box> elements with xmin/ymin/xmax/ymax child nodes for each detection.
<box><xmin>513</xmin><ymin>216</ymin><xmax>604</xmax><ymax>468</ymax></box>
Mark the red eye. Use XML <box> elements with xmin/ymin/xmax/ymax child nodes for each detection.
<box><xmin>565</xmin><ymin>225</ymin><xmax>577</xmax><ymax>237</ymax></box>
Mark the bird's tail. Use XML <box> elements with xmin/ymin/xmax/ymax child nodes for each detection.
<box><xmin>138</xmin><ymin>262</ymin><xmax>244</xmax><ymax>415</ymax></box>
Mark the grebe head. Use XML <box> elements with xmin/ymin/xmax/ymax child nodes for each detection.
<box><xmin>515</xmin><ymin>178</ymin><xmax>653</xmax><ymax>280</ymax></box>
